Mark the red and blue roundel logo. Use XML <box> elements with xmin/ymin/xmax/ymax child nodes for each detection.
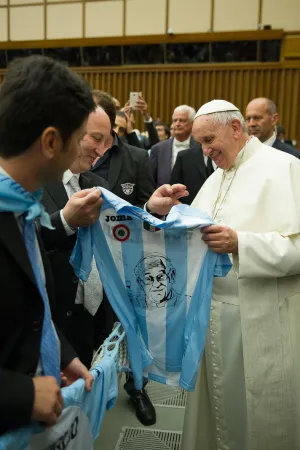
<box><xmin>113</xmin><ymin>224</ymin><xmax>130</xmax><ymax>242</ymax></box>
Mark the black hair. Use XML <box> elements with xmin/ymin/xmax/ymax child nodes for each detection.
<box><xmin>277</xmin><ymin>125</ymin><xmax>286</xmax><ymax>135</ymax></box>
<box><xmin>0</xmin><ymin>55</ymin><xmax>95</xmax><ymax>158</ymax></box>
<box><xmin>155</xmin><ymin>120</ymin><xmax>171</xmax><ymax>139</ymax></box>
<box><xmin>116</xmin><ymin>110</ymin><xmax>127</xmax><ymax>122</ymax></box>
<box><xmin>93</xmin><ymin>90</ymin><xmax>116</xmax><ymax>130</ymax></box>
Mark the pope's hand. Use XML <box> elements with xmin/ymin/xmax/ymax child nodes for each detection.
<box><xmin>147</xmin><ymin>184</ymin><xmax>189</xmax><ymax>216</ymax></box>
<box><xmin>201</xmin><ymin>225</ymin><xmax>238</xmax><ymax>254</ymax></box>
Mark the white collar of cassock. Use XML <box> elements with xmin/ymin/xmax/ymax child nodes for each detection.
<box><xmin>229</xmin><ymin>136</ymin><xmax>257</xmax><ymax>170</ymax></box>
<box><xmin>63</xmin><ymin>169</ymin><xmax>80</xmax><ymax>185</ymax></box>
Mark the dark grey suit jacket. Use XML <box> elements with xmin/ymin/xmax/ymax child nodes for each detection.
<box><xmin>149</xmin><ymin>137</ymin><xmax>204</xmax><ymax>187</ymax></box>
<box><xmin>149</xmin><ymin>137</ymin><xmax>174</xmax><ymax>187</ymax></box>
<box><xmin>272</xmin><ymin>138</ymin><xmax>300</xmax><ymax>159</ymax></box>
<box><xmin>170</xmin><ymin>146</ymin><xmax>212</xmax><ymax>205</ymax></box>
<box><xmin>91</xmin><ymin>135</ymin><xmax>155</xmax><ymax>208</ymax></box>
<box><xmin>126</xmin><ymin>122</ymin><xmax>159</xmax><ymax>149</ymax></box>
<box><xmin>41</xmin><ymin>171</ymin><xmax>109</xmax><ymax>316</ymax></box>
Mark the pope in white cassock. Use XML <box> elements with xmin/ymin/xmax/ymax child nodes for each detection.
<box><xmin>147</xmin><ymin>99</ymin><xmax>300</xmax><ymax>450</ymax></box>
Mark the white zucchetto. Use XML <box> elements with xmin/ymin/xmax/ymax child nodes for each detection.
<box><xmin>194</xmin><ymin>100</ymin><xmax>240</xmax><ymax>120</ymax></box>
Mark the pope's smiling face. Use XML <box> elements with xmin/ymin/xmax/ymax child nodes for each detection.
<box><xmin>193</xmin><ymin>115</ymin><xmax>243</xmax><ymax>170</ymax></box>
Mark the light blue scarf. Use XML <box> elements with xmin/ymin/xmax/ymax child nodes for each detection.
<box><xmin>0</xmin><ymin>172</ymin><xmax>53</xmax><ymax>229</ymax></box>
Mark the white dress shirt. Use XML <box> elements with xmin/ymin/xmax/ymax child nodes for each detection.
<box><xmin>61</xmin><ymin>170</ymin><xmax>103</xmax><ymax>314</ymax></box>
<box><xmin>63</xmin><ymin>169</ymin><xmax>80</xmax><ymax>197</ymax></box>
<box><xmin>60</xmin><ymin>170</ymin><xmax>85</xmax><ymax>306</ymax></box>
<box><xmin>172</xmin><ymin>136</ymin><xmax>217</xmax><ymax>170</ymax></box>
<box><xmin>60</xmin><ymin>170</ymin><xmax>80</xmax><ymax>236</ymax></box>
<box><xmin>172</xmin><ymin>137</ymin><xmax>191</xmax><ymax>168</ymax></box>
<box><xmin>204</xmin><ymin>156</ymin><xmax>218</xmax><ymax>170</ymax></box>
<box><xmin>263</xmin><ymin>132</ymin><xmax>277</xmax><ymax>147</ymax></box>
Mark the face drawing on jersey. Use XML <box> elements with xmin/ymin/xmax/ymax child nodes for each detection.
<box><xmin>134</xmin><ymin>254</ymin><xmax>177</xmax><ymax>308</ymax></box>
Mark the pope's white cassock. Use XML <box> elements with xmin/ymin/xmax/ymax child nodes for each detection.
<box><xmin>181</xmin><ymin>135</ymin><xmax>300</xmax><ymax>450</ymax></box>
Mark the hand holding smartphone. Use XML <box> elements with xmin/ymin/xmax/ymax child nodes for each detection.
<box><xmin>129</xmin><ymin>92</ymin><xmax>142</xmax><ymax>110</ymax></box>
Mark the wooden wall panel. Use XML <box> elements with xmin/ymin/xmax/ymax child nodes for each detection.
<box><xmin>74</xmin><ymin>64</ymin><xmax>300</xmax><ymax>143</ymax></box>
<box><xmin>282</xmin><ymin>35</ymin><xmax>300</xmax><ymax>60</ymax></box>
<box><xmin>0</xmin><ymin>63</ymin><xmax>299</xmax><ymax>143</ymax></box>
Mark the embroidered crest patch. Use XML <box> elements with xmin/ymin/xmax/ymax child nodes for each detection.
<box><xmin>121</xmin><ymin>183</ymin><xmax>135</xmax><ymax>195</ymax></box>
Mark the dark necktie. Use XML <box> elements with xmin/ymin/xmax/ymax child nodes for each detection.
<box><xmin>206</xmin><ymin>158</ymin><xmax>214</xmax><ymax>176</ymax></box>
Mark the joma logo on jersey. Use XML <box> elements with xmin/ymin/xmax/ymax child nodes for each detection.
<box><xmin>106</xmin><ymin>215</ymin><xmax>133</xmax><ymax>222</ymax></box>
<box><xmin>46</xmin><ymin>416</ymin><xmax>79</xmax><ymax>450</ymax></box>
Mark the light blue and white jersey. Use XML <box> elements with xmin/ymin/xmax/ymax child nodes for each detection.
<box><xmin>71</xmin><ymin>188</ymin><xmax>231</xmax><ymax>391</ymax></box>
<box><xmin>0</xmin><ymin>357</ymin><xmax>117</xmax><ymax>450</ymax></box>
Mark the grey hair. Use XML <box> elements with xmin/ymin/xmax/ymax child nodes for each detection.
<box><xmin>209</xmin><ymin>110</ymin><xmax>247</xmax><ymax>132</ymax></box>
<box><xmin>263</xmin><ymin>98</ymin><xmax>277</xmax><ymax>115</ymax></box>
<box><xmin>173</xmin><ymin>105</ymin><xmax>196</xmax><ymax>122</ymax></box>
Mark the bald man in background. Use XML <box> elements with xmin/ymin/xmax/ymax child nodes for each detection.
<box><xmin>245</xmin><ymin>97</ymin><xmax>300</xmax><ymax>159</ymax></box>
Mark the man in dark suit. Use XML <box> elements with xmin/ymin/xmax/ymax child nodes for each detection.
<box><xmin>245</xmin><ymin>97</ymin><xmax>300</xmax><ymax>159</ymax></box>
<box><xmin>170</xmin><ymin>145</ymin><xmax>214</xmax><ymax>205</ymax></box>
<box><xmin>154</xmin><ymin>121</ymin><xmax>171</xmax><ymax>142</ymax></box>
<box><xmin>150</xmin><ymin>105</ymin><xmax>198</xmax><ymax>187</ymax></box>
<box><xmin>272</xmin><ymin>136</ymin><xmax>300</xmax><ymax>157</ymax></box>
<box><xmin>277</xmin><ymin>125</ymin><xmax>294</xmax><ymax>147</ymax></box>
<box><xmin>41</xmin><ymin>107</ymin><xmax>111</xmax><ymax>369</ymax></box>
<box><xmin>0</xmin><ymin>56</ymin><xmax>95</xmax><ymax>435</ymax></box>
<box><xmin>94</xmin><ymin>91</ymin><xmax>159</xmax><ymax>150</ymax></box>
<box><xmin>91</xmin><ymin>93</ymin><xmax>157</xmax><ymax>426</ymax></box>
<box><xmin>92</xmin><ymin>91</ymin><xmax>156</xmax><ymax>208</ymax></box>
<box><xmin>114</xmin><ymin>96</ymin><xmax>159</xmax><ymax>150</ymax></box>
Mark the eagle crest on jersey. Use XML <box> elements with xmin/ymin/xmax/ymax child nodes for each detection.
<box><xmin>121</xmin><ymin>183</ymin><xmax>135</xmax><ymax>195</ymax></box>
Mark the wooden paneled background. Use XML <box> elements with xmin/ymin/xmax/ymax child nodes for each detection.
<box><xmin>76</xmin><ymin>63</ymin><xmax>300</xmax><ymax>143</ymax></box>
<box><xmin>1</xmin><ymin>61</ymin><xmax>300</xmax><ymax>142</ymax></box>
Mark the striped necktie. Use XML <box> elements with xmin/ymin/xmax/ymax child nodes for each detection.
<box><xmin>68</xmin><ymin>175</ymin><xmax>103</xmax><ymax>315</ymax></box>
